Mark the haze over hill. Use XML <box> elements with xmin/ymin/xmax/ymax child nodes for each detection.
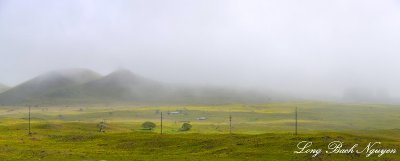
<box><xmin>0</xmin><ymin>83</ymin><xmax>9</xmax><ymax>93</ymax></box>
<box><xmin>0</xmin><ymin>69</ymin><xmax>273</xmax><ymax>105</ymax></box>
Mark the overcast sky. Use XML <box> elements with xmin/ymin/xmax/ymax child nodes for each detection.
<box><xmin>1</xmin><ymin>0</ymin><xmax>400</xmax><ymax>98</ymax></box>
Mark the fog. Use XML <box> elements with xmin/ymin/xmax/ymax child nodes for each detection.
<box><xmin>1</xmin><ymin>0</ymin><xmax>400</xmax><ymax>101</ymax></box>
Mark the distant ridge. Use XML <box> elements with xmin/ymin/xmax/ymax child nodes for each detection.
<box><xmin>0</xmin><ymin>69</ymin><xmax>271</xmax><ymax>105</ymax></box>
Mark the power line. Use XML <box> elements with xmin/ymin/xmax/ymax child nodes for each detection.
<box><xmin>160</xmin><ymin>112</ymin><xmax>163</xmax><ymax>134</ymax></box>
<box><xmin>295</xmin><ymin>107</ymin><xmax>298</xmax><ymax>135</ymax></box>
<box><xmin>28</xmin><ymin>105</ymin><xmax>32</xmax><ymax>135</ymax></box>
<box><xmin>229</xmin><ymin>114</ymin><xmax>232</xmax><ymax>134</ymax></box>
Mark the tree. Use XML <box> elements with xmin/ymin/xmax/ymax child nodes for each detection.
<box><xmin>142</xmin><ymin>121</ymin><xmax>156</xmax><ymax>130</ymax></box>
<box><xmin>97</xmin><ymin>120</ymin><xmax>107</xmax><ymax>132</ymax></box>
<box><xmin>179</xmin><ymin>123</ymin><xmax>192</xmax><ymax>131</ymax></box>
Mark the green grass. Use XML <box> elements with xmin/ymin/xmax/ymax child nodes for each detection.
<box><xmin>1</xmin><ymin>127</ymin><xmax>400</xmax><ymax>161</ymax></box>
<box><xmin>1</xmin><ymin>101</ymin><xmax>400</xmax><ymax>160</ymax></box>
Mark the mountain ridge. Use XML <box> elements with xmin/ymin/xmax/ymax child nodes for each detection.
<box><xmin>0</xmin><ymin>69</ymin><xmax>271</xmax><ymax>105</ymax></box>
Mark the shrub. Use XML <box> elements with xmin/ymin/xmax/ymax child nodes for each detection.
<box><xmin>142</xmin><ymin>121</ymin><xmax>156</xmax><ymax>130</ymax></box>
<box><xmin>179</xmin><ymin>123</ymin><xmax>192</xmax><ymax>131</ymax></box>
<box><xmin>97</xmin><ymin>121</ymin><xmax>107</xmax><ymax>132</ymax></box>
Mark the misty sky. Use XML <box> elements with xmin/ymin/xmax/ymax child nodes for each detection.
<box><xmin>1</xmin><ymin>0</ymin><xmax>400</xmax><ymax>98</ymax></box>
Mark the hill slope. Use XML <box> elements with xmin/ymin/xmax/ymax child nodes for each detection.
<box><xmin>0</xmin><ymin>69</ymin><xmax>271</xmax><ymax>105</ymax></box>
<box><xmin>0</xmin><ymin>69</ymin><xmax>101</xmax><ymax>105</ymax></box>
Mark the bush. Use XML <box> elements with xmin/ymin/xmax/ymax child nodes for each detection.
<box><xmin>142</xmin><ymin>121</ymin><xmax>156</xmax><ymax>130</ymax></box>
<box><xmin>179</xmin><ymin>123</ymin><xmax>192</xmax><ymax>131</ymax></box>
<box><xmin>97</xmin><ymin>121</ymin><xmax>107</xmax><ymax>132</ymax></box>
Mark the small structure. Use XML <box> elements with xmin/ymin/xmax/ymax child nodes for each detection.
<box><xmin>197</xmin><ymin>117</ymin><xmax>207</xmax><ymax>120</ymax></box>
<box><xmin>168</xmin><ymin>111</ymin><xmax>181</xmax><ymax>115</ymax></box>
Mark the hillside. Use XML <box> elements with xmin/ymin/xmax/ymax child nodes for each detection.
<box><xmin>0</xmin><ymin>69</ymin><xmax>101</xmax><ymax>105</ymax></box>
<box><xmin>0</xmin><ymin>69</ymin><xmax>272</xmax><ymax>105</ymax></box>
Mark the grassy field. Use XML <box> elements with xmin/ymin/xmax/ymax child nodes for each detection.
<box><xmin>1</xmin><ymin>101</ymin><xmax>400</xmax><ymax>160</ymax></box>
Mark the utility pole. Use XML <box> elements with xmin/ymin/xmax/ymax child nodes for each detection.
<box><xmin>160</xmin><ymin>112</ymin><xmax>163</xmax><ymax>134</ymax></box>
<box><xmin>229</xmin><ymin>114</ymin><xmax>232</xmax><ymax>134</ymax></box>
<box><xmin>28</xmin><ymin>105</ymin><xmax>31</xmax><ymax>135</ymax></box>
<box><xmin>295</xmin><ymin>107</ymin><xmax>298</xmax><ymax>135</ymax></box>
